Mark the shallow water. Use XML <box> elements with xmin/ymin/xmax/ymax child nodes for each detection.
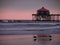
<box><xmin>0</xmin><ymin>34</ymin><xmax>60</xmax><ymax>45</ymax></box>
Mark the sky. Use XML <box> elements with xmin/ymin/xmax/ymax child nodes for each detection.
<box><xmin>0</xmin><ymin>0</ymin><xmax>60</xmax><ymax>20</ymax></box>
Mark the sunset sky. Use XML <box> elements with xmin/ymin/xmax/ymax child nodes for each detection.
<box><xmin>0</xmin><ymin>0</ymin><xmax>60</xmax><ymax>20</ymax></box>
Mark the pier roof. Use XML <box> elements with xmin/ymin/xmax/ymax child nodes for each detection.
<box><xmin>37</xmin><ymin>7</ymin><xmax>49</xmax><ymax>12</ymax></box>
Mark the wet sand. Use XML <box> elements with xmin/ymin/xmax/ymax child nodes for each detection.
<box><xmin>0</xmin><ymin>34</ymin><xmax>60</xmax><ymax>45</ymax></box>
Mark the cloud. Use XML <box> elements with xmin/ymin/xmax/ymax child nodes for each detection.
<box><xmin>0</xmin><ymin>0</ymin><xmax>60</xmax><ymax>19</ymax></box>
<box><xmin>0</xmin><ymin>0</ymin><xmax>60</xmax><ymax>10</ymax></box>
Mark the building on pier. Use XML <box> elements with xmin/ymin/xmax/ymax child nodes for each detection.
<box><xmin>32</xmin><ymin>7</ymin><xmax>60</xmax><ymax>21</ymax></box>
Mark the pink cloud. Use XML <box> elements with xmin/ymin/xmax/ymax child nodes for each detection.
<box><xmin>0</xmin><ymin>9</ymin><xmax>60</xmax><ymax>20</ymax></box>
<box><xmin>50</xmin><ymin>10</ymin><xmax>60</xmax><ymax>14</ymax></box>
<box><xmin>0</xmin><ymin>9</ymin><xmax>32</xmax><ymax>20</ymax></box>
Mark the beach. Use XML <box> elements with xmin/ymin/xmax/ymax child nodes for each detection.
<box><xmin>0</xmin><ymin>34</ymin><xmax>60</xmax><ymax>45</ymax></box>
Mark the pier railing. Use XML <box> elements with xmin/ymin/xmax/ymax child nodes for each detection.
<box><xmin>32</xmin><ymin>14</ymin><xmax>60</xmax><ymax>21</ymax></box>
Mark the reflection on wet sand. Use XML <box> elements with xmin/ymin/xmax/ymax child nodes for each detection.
<box><xmin>33</xmin><ymin>34</ymin><xmax>52</xmax><ymax>45</ymax></box>
<box><xmin>0</xmin><ymin>34</ymin><xmax>60</xmax><ymax>45</ymax></box>
<box><xmin>33</xmin><ymin>34</ymin><xmax>60</xmax><ymax>45</ymax></box>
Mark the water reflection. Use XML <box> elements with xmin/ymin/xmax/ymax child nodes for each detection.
<box><xmin>0</xmin><ymin>34</ymin><xmax>60</xmax><ymax>45</ymax></box>
<box><xmin>33</xmin><ymin>34</ymin><xmax>60</xmax><ymax>45</ymax></box>
<box><xmin>33</xmin><ymin>34</ymin><xmax>52</xmax><ymax>45</ymax></box>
